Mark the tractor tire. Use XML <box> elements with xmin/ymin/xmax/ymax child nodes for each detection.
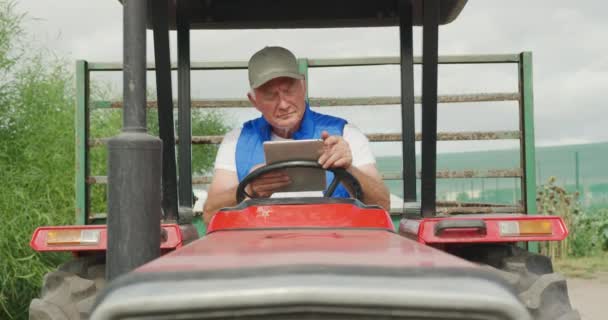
<box><xmin>454</xmin><ymin>244</ymin><xmax>580</xmax><ymax>320</ymax></box>
<box><xmin>29</xmin><ymin>255</ymin><xmax>105</xmax><ymax>320</ymax></box>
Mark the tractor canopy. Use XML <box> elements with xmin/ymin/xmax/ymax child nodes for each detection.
<box><xmin>119</xmin><ymin>0</ymin><xmax>467</xmax><ymax>29</ymax></box>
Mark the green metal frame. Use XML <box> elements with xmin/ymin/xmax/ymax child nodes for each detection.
<box><xmin>75</xmin><ymin>60</ymin><xmax>89</xmax><ymax>225</ymax></box>
<box><xmin>75</xmin><ymin>52</ymin><xmax>539</xmax><ymax>245</ymax></box>
<box><xmin>297</xmin><ymin>58</ymin><xmax>309</xmax><ymax>100</ymax></box>
<box><xmin>519</xmin><ymin>52</ymin><xmax>538</xmax><ymax>252</ymax></box>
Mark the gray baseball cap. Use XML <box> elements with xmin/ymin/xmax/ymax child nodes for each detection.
<box><xmin>248</xmin><ymin>46</ymin><xmax>304</xmax><ymax>89</ymax></box>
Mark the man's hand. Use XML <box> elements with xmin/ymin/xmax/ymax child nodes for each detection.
<box><xmin>318</xmin><ymin>130</ymin><xmax>353</xmax><ymax>169</ymax></box>
<box><xmin>245</xmin><ymin>164</ymin><xmax>291</xmax><ymax>198</ymax></box>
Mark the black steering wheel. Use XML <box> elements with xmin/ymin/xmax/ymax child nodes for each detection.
<box><xmin>236</xmin><ymin>160</ymin><xmax>364</xmax><ymax>203</ymax></box>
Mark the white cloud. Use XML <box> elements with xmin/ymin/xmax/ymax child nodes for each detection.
<box><xmin>15</xmin><ymin>0</ymin><xmax>608</xmax><ymax>156</ymax></box>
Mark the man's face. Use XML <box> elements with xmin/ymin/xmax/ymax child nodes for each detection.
<box><xmin>248</xmin><ymin>77</ymin><xmax>306</xmax><ymax>136</ymax></box>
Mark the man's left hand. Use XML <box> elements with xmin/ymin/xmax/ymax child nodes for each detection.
<box><xmin>318</xmin><ymin>130</ymin><xmax>352</xmax><ymax>169</ymax></box>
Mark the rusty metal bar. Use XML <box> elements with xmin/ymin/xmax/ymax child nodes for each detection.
<box><xmin>90</xmin><ymin>130</ymin><xmax>520</xmax><ymax>147</ymax></box>
<box><xmin>434</xmin><ymin>169</ymin><xmax>522</xmax><ymax>179</ymax></box>
<box><xmin>436</xmin><ymin>200</ymin><xmax>521</xmax><ymax>208</ymax></box>
<box><xmin>309</xmin><ymin>54</ymin><xmax>520</xmax><ymax>67</ymax></box>
<box><xmin>87</xmin><ymin>60</ymin><xmax>249</xmax><ymax>72</ymax></box>
<box><xmin>366</xmin><ymin>131</ymin><xmax>520</xmax><ymax>142</ymax></box>
<box><xmin>434</xmin><ymin>206</ymin><xmax>523</xmax><ymax>215</ymax></box>
<box><xmin>87</xmin><ymin>169</ymin><xmax>522</xmax><ymax>186</ymax></box>
<box><xmin>189</xmin><ymin>135</ymin><xmax>225</xmax><ymax>144</ymax></box>
<box><xmin>90</xmin><ymin>131</ymin><xmax>520</xmax><ymax>147</ymax></box>
<box><xmin>86</xmin><ymin>54</ymin><xmax>520</xmax><ymax>71</ymax></box>
<box><xmin>92</xmin><ymin>93</ymin><xmax>519</xmax><ymax>109</ymax></box>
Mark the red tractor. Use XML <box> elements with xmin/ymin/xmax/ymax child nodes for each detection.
<box><xmin>29</xmin><ymin>1</ymin><xmax>580</xmax><ymax>319</ymax></box>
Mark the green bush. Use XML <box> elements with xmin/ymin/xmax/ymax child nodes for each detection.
<box><xmin>537</xmin><ymin>177</ymin><xmax>608</xmax><ymax>258</ymax></box>
<box><xmin>569</xmin><ymin>207</ymin><xmax>608</xmax><ymax>256</ymax></box>
<box><xmin>0</xmin><ymin>2</ymin><xmax>74</xmax><ymax>318</ymax></box>
<box><xmin>88</xmin><ymin>108</ymin><xmax>228</xmax><ymax>214</ymax></box>
<box><xmin>0</xmin><ymin>3</ymin><xmax>228</xmax><ymax>318</ymax></box>
<box><xmin>0</xmin><ymin>49</ymin><xmax>75</xmax><ymax>320</ymax></box>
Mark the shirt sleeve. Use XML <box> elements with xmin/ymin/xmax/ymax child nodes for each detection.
<box><xmin>343</xmin><ymin>124</ymin><xmax>376</xmax><ymax>167</ymax></box>
<box><xmin>213</xmin><ymin>127</ymin><xmax>241</xmax><ymax>172</ymax></box>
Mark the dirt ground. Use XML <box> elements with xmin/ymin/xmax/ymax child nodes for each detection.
<box><xmin>567</xmin><ymin>272</ymin><xmax>608</xmax><ymax>320</ymax></box>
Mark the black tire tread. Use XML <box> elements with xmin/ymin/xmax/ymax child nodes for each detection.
<box><xmin>29</xmin><ymin>256</ymin><xmax>105</xmax><ymax>320</ymax></box>
<box><xmin>494</xmin><ymin>247</ymin><xmax>580</xmax><ymax>320</ymax></box>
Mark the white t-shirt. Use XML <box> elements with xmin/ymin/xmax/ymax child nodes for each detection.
<box><xmin>214</xmin><ymin>124</ymin><xmax>376</xmax><ymax>172</ymax></box>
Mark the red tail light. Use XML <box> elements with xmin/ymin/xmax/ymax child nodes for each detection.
<box><xmin>401</xmin><ymin>215</ymin><xmax>568</xmax><ymax>244</ymax></box>
<box><xmin>30</xmin><ymin>224</ymin><xmax>183</xmax><ymax>252</ymax></box>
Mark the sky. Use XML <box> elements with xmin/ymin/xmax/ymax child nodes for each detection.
<box><xmin>15</xmin><ymin>0</ymin><xmax>608</xmax><ymax>156</ymax></box>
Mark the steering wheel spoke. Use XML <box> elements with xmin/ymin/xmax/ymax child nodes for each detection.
<box><xmin>324</xmin><ymin>174</ymin><xmax>341</xmax><ymax>197</ymax></box>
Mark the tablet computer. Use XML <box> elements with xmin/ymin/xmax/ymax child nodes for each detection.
<box><xmin>263</xmin><ymin>139</ymin><xmax>326</xmax><ymax>193</ymax></box>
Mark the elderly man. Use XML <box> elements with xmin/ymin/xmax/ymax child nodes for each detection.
<box><xmin>203</xmin><ymin>46</ymin><xmax>389</xmax><ymax>222</ymax></box>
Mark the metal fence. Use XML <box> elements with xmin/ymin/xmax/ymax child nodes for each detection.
<box><xmin>75</xmin><ymin>52</ymin><xmax>536</xmax><ymax>225</ymax></box>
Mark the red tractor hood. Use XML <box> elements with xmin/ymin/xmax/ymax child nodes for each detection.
<box><xmin>137</xmin><ymin>199</ymin><xmax>474</xmax><ymax>273</ymax></box>
<box><xmin>93</xmin><ymin>200</ymin><xmax>529</xmax><ymax>320</ymax></box>
<box><xmin>137</xmin><ymin>229</ymin><xmax>473</xmax><ymax>273</ymax></box>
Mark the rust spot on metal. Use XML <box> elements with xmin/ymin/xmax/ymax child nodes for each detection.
<box><xmin>189</xmin><ymin>135</ymin><xmax>224</xmax><ymax>145</ymax></box>
<box><xmin>192</xmin><ymin>176</ymin><xmax>213</xmax><ymax>185</ymax></box>
<box><xmin>88</xmin><ymin>138</ymin><xmax>109</xmax><ymax>147</ymax></box>
<box><xmin>86</xmin><ymin>176</ymin><xmax>108</xmax><ymax>185</ymax></box>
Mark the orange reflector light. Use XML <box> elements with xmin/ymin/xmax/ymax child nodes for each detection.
<box><xmin>47</xmin><ymin>229</ymin><xmax>101</xmax><ymax>246</ymax></box>
<box><xmin>499</xmin><ymin>220</ymin><xmax>553</xmax><ymax>236</ymax></box>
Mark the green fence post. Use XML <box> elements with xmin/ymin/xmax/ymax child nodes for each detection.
<box><xmin>75</xmin><ymin>60</ymin><xmax>89</xmax><ymax>225</ymax></box>
<box><xmin>519</xmin><ymin>52</ymin><xmax>539</xmax><ymax>253</ymax></box>
<box><xmin>298</xmin><ymin>58</ymin><xmax>309</xmax><ymax>101</ymax></box>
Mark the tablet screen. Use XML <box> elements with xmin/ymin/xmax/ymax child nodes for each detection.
<box><xmin>263</xmin><ymin>139</ymin><xmax>326</xmax><ymax>193</ymax></box>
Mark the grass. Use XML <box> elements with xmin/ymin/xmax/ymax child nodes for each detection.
<box><xmin>554</xmin><ymin>253</ymin><xmax>608</xmax><ymax>279</ymax></box>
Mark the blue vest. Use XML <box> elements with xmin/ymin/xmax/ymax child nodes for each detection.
<box><xmin>235</xmin><ymin>103</ymin><xmax>350</xmax><ymax>198</ymax></box>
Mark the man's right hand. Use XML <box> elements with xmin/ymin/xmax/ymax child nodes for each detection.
<box><xmin>245</xmin><ymin>164</ymin><xmax>291</xmax><ymax>198</ymax></box>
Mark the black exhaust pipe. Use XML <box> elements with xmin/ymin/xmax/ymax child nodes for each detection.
<box><xmin>107</xmin><ymin>0</ymin><xmax>162</xmax><ymax>281</ymax></box>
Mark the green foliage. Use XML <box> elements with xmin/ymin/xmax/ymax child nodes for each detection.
<box><xmin>0</xmin><ymin>21</ymin><xmax>74</xmax><ymax>320</ymax></box>
<box><xmin>569</xmin><ymin>207</ymin><xmax>608</xmax><ymax>256</ymax></box>
<box><xmin>537</xmin><ymin>177</ymin><xmax>608</xmax><ymax>258</ymax></box>
<box><xmin>0</xmin><ymin>0</ymin><xmax>22</xmax><ymax>135</ymax></box>
<box><xmin>88</xmin><ymin>108</ymin><xmax>228</xmax><ymax>213</ymax></box>
<box><xmin>0</xmin><ymin>2</ymin><xmax>74</xmax><ymax>319</ymax></box>
<box><xmin>0</xmin><ymin>2</ymin><xmax>228</xmax><ymax>318</ymax></box>
<box><xmin>191</xmin><ymin>110</ymin><xmax>228</xmax><ymax>175</ymax></box>
<box><xmin>537</xmin><ymin>177</ymin><xmax>579</xmax><ymax>258</ymax></box>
